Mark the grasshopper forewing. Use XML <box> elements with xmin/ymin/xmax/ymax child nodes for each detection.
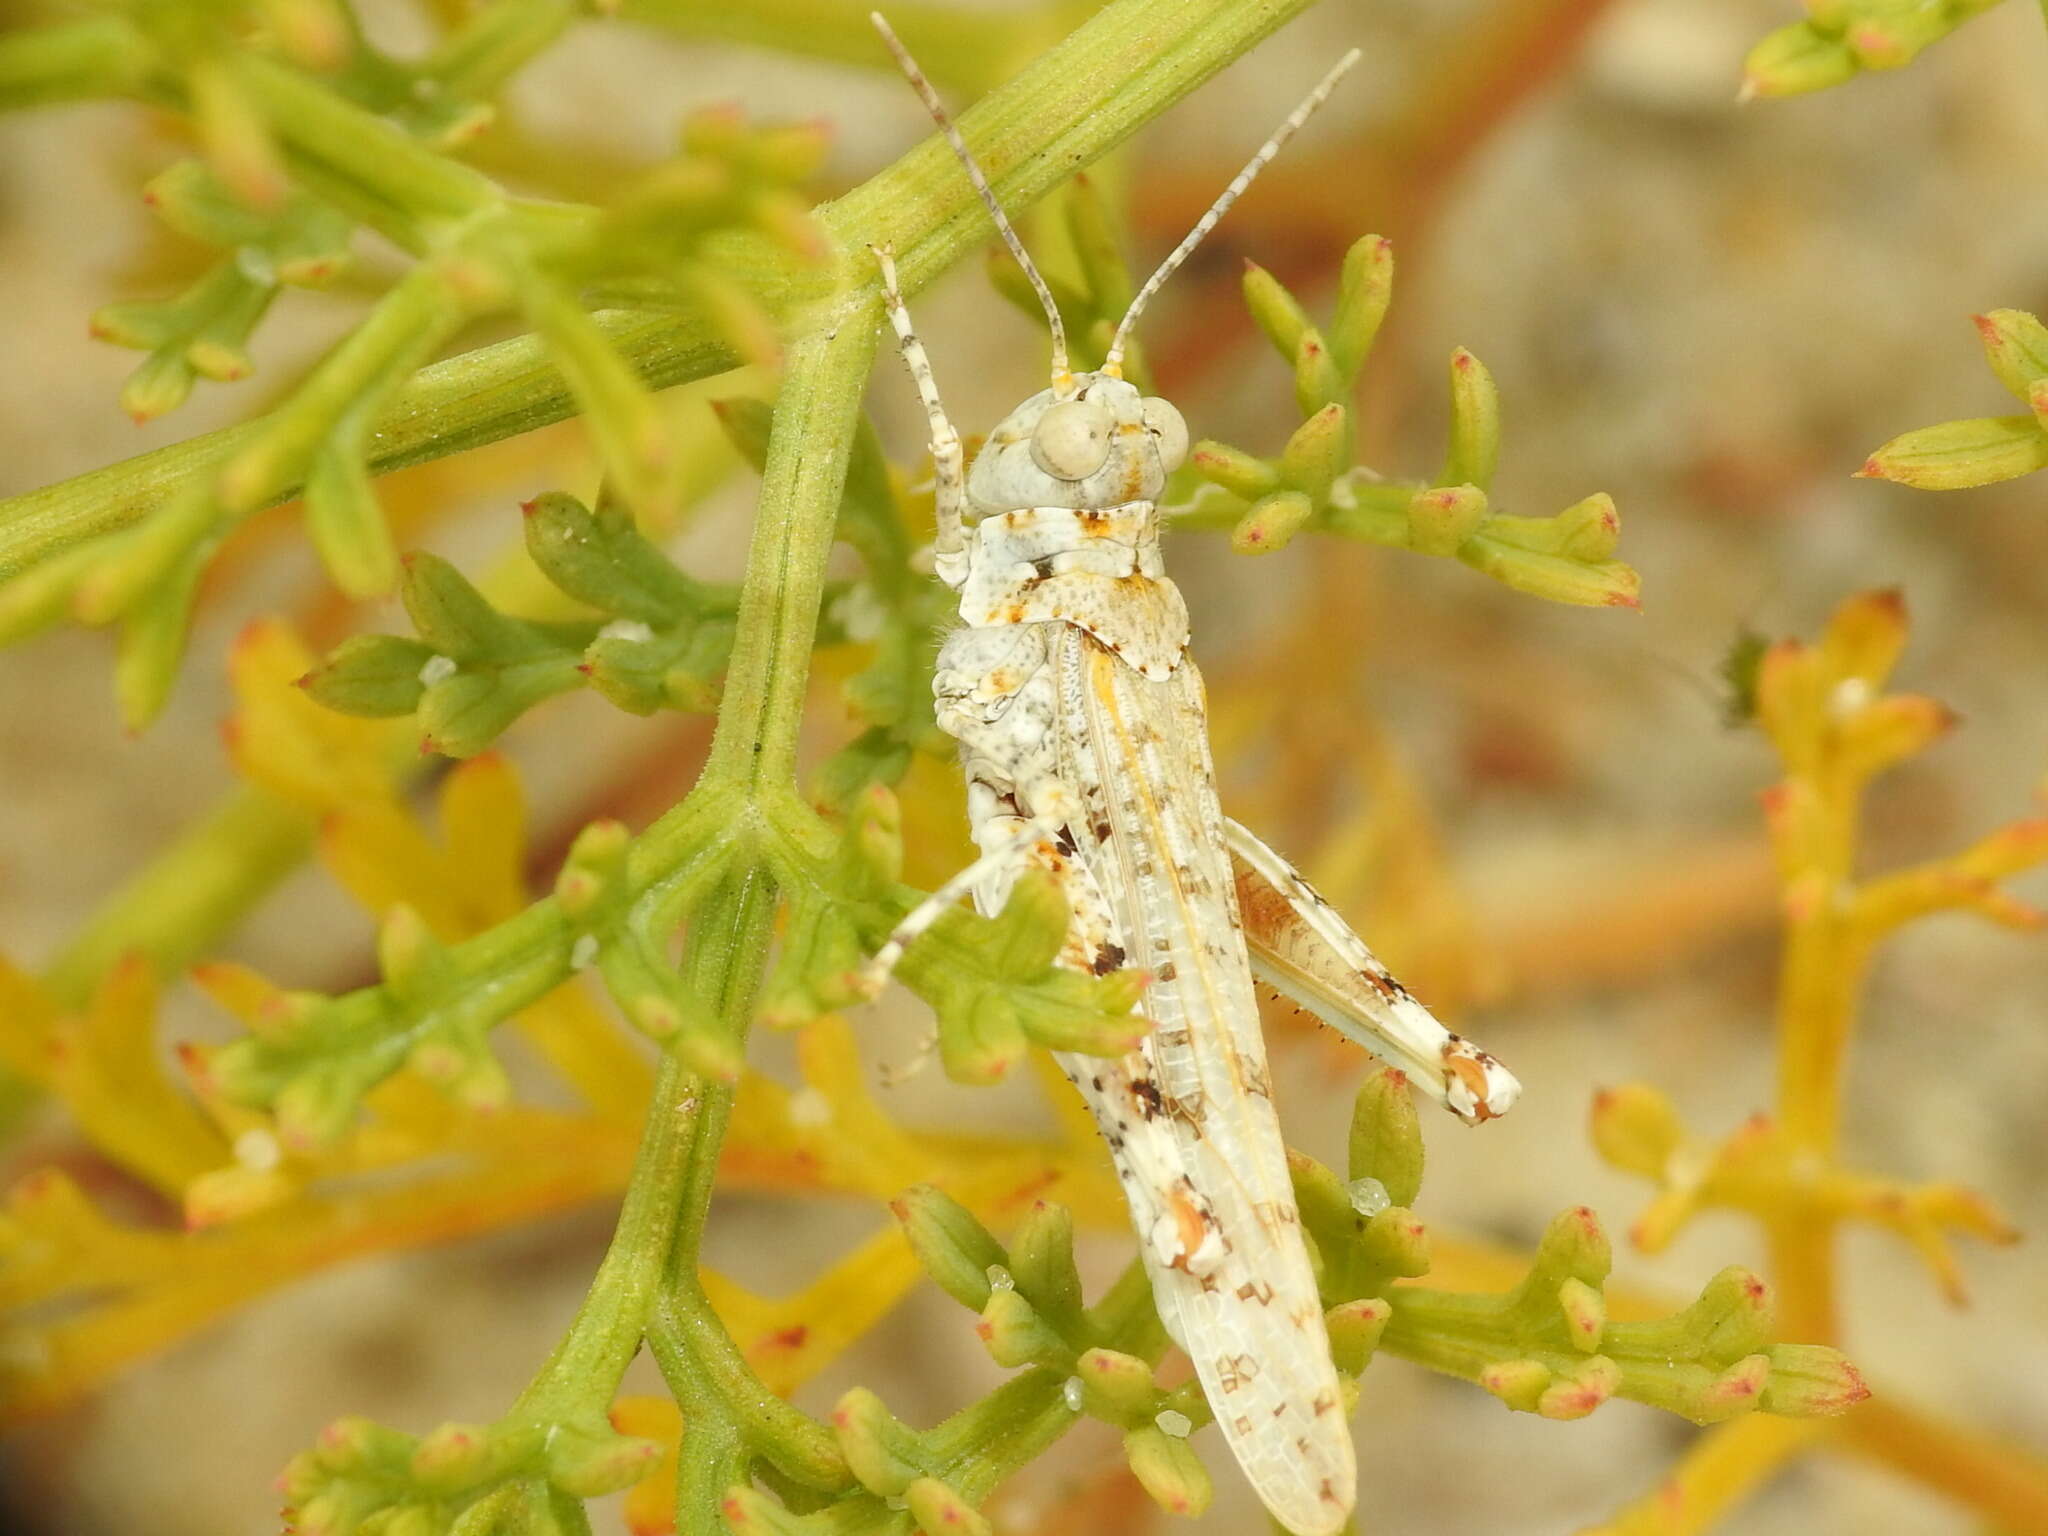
<box><xmin>862</xmin><ymin>18</ymin><xmax>1518</xmax><ymax>1533</ymax></box>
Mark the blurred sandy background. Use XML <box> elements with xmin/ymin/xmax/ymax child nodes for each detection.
<box><xmin>2</xmin><ymin>1</ymin><xmax>2046</xmax><ymax>1532</ymax></box>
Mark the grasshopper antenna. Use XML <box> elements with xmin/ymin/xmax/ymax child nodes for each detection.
<box><xmin>871</xmin><ymin>12</ymin><xmax>1073</xmax><ymax>392</ymax></box>
<box><xmin>1103</xmin><ymin>47</ymin><xmax>1360</xmax><ymax>379</ymax></box>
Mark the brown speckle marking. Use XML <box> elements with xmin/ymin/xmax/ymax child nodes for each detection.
<box><xmin>1235</xmin><ymin>1279</ymin><xmax>1276</xmax><ymax>1305</ymax></box>
<box><xmin>1215</xmin><ymin>1354</ymin><xmax>1260</xmax><ymax>1392</ymax></box>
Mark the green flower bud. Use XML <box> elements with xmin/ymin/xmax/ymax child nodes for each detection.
<box><xmin>1360</xmin><ymin>1205</ymin><xmax>1430</xmax><ymax>1280</ymax></box>
<box><xmin>1743</xmin><ymin>24</ymin><xmax>1857</xmax><ymax>98</ymax></box>
<box><xmin>449</xmin><ymin>1048</ymin><xmax>512</xmax><ymax>1112</ymax></box>
<box><xmin>1330</xmin><ymin>233</ymin><xmax>1394</xmax><ymax>382</ymax></box>
<box><xmin>1588</xmin><ymin>1082</ymin><xmax>1682</xmax><ymax>1179</ymax></box>
<box><xmin>418</xmin><ymin>658</ymin><xmax>585</xmax><ymax>759</ymax></box>
<box><xmin>1461</xmin><ymin>538</ymin><xmax>1642</xmax><ymax>608</ymax></box>
<box><xmin>1230</xmin><ymin>489</ymin><xmax>1313</xmax><ymax>555</ymax></box>
<box><xmin>1241</xmin><ymin>260</ymin><xmax>1311</xmax><ymax>366</ymax></box>
<box><xmin>411</xmin><ymin>1422</ymin><xmax>536</xmax><ymax>1493</ymax></box>
<box><xmin>937</xmin><ymin>996</ymin><xmax>1028</xmax><ymax>1085</ymax></box>
<box><xmin>311</xmin><ymin>1416</ymin><xmax>417</xmax><ymax>1475</ymax></box>
<box><xmin>358</xmin><ymin>1504</ymin><xmax>442</xmax><ymax>1536</ymax></box>
<box><xmin>1535</xmin><ymin>1356</ymin><xmax>1619</xmax><ymax>1420</ymax></box>
<box><xmin>1325</xmin><ymin>1296</ymin><xmax>1391</xmax><ymax>1375</ymax></box>
<box><xmin>301</xmin><ymin>444</ymin><xmax>397</xmax><ymax>602</ymax></box>
<box><xmin>1532</xmin><ymin>1205</ymin><xmax>1612</xmax><ymax>1290</ymax></box>
<box><xmin>717</xmin><ymin>1485</ymin><xmax>811</xmax><ymax>1535</ymax></box>
<box><xmin>1478</xmin><ymin>1358</ymin><xmax>1551</xmax><ymax>1413</ymax></box>
<box><xmin>905</xmin><ymin>1477</ymin><xmax>992</xmax><ymax>1536</ymax></box>
<box><xmin>1687</xmin><ymin>1267</ymin><xmax>1774</xmax><ymax>1361</ymax></box>
<box><xmin>892</xmin><ymin>1185</ymin><xmax>1006</xmax><ymax>1313</ymax></box>
<box><xmin>522</xmin><ymin>493</ymin><xmax>700</xmax><ymax>624</ymax></box>
<box><xmin>828</xmin><ymin>1387</ymin><xmax>921</xmax><ymax>1497</ymax></box>
<box><xmin>377</xmin><ymin>904</ymin><xmax>455</xmax><ymax>1004</ymax></box>
<box><xmin>301</xmin><ymin>634</ymin><xmax>435</xmax><ymax>717</ymax></box>
<box><xmin>675</xmin><ymin>1017</ymin><xmax>745</xmax><ymax>1083</ymax></box>
<box><xmin>1442</xmin><ymin>348</ymin><xmax>1500</xmax><ymax>491</ymax></box>
<box><xmin>1189</xmin><ymin>439</ymin><xmax>1280</xmax><ymax>502</ymax></box>
<box><xmin>977</xmin><ymin>1287</ymin><xmax>1066</xmax><ymax>1369</ymax></box>
<box><xmin>1074</xmin><ymin>1347</ymin><xmax>1156</xmax><ymax>1420</ymax></box>
<box><xmin>555</xmin><ymin>819</ymin><xmax>631</xmax><ymax>921</ymax></box>
<box><xmin>1857</xmin><ymin>415</ymin><xmax>2048</xmax><ymax>490</ymax></box>
<box><xmin>1407</xmin><ymin>484</ymin><xmax>1487</xmax><ymax>558</ymax></box>
<box><xmin>273</xmin><ymin>1065</ymin><xmax>366</xmax><ymax>1150</ymax></box>
<box><xmin>1293</xmin><ymin>329</ymin><xmax>1343</xmax><ymax>417</ymax></box>
<box><xmin>119</xmin><ymin>347</ymin><xmax>197</xmax><ymax>424</ymax></box>
<box><xmin>1973</xmin><ymin>310</ymin><xmax>2048</xmax><ymax>402</ymax></box>
<box><xmin>293</xmin><ymin>1486</ymin><xmax>380</xmax><ymax>1536</ymax></box>
<box><xmin>114</xmin><ymin>550</ymin><xmax>203</xmax><ymax>732</ymax></box>
<box><xmin>1757</xmin><ymin>1344</ymin><xmax>1871</xmax><ymax>1417</ymax></box>
<box><xmin>1555</xmin><ymin>492</ymin><xmax>1620</xmax><ymax>562</ymax></box>
<box><xmin>1007</xmin><ymin>1201</ymin><xmax>1083</xmax><ymax>1336</ymax></box>
<box><xmin>1288</xmin><ymin>1146</ymin><xmax>1363</xmax><ymax>1273</ymax></box>
<box><xmin>402</xmin><ymin>554</ymin><xmax>520</xmax><ymax>662</ymax></box>
<box><xmin>986</xmin><ymin>868</ymin><xmax>1068</xmax><ymax>977</ymax></box>
<box><xmin>1348</xmin><ymin>1063</ymin><xmax>1424</xmax><ymax>1207</ymax></box>
<box><xmin>839</xmin><ymin>783</ymin><xmax>904</xmax><ymax>894</ymax></box>
<box><xmin>1281</xmin><ymin>402</ymin><xmax>1349</xmax><ymax>500</ymax></box>
<box><xmin>1123</xmin><ymin>1424</ymin><xmax>1212</xmax><ymax>1518</ymax></box>
<box><xmin>543</xmin><ymin>1421</ymin><xmax>661</xmax><ymax>1498</ymax></box>
<box><xmin>1557</xmin><ymin>1277</ymin><xmax>1605</xmax><ymax>1353</ymax></box>
<box><xmin>1844</xmin><ymin>8</ymin><xmax>1950</xmax><ymax>71</ymax></box>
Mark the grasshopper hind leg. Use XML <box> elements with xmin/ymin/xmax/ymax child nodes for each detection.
<box><xmin>1225</xmin><ymin>817</ymin><xmax>1521</xmax><ymax>1123</ymax></box>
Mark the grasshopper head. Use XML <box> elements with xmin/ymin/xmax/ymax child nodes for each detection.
<box><xmin>969</xmin><ymin>372</ymin><xmax>1188</xmax><ymax>514</ymax></box>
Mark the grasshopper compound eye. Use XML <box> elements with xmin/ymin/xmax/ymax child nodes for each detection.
<box><xmin>1140</xmin><ymin>397</ymin><xmax>1189</xmax><ymax>473</ymax></box>
<box><xmin>1030</xmin><ymin>399</ymin><xmax>1114</xmax><ymax>480</ymax></box>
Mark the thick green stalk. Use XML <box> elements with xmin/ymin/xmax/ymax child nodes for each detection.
<box><xmin>702</xmin><ymin>317</ymin><xmax>877</xmax><ymax>790</ymax></box>
<box><xmin>616</xmin><ymin>0</ymin><xmax>1075</xmax><ymax>92</ymax></box>
<box><xmin>514</xmin><ymin>1047</ymin><xmax>707</xmax><ymax>1418</ymax></box>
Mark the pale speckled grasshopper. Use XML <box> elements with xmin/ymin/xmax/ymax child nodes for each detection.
<box><xmin>859</xmin><ymin>17</ymin><xmax>1520</xmax><ymax>1533</ymax></box>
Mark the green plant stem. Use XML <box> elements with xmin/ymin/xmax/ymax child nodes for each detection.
<box><xmin>703</xmin><ymin>318</ymin><xmax>878</xmax><ymax>792</ymax></box>
<box><xmin>616</xmin><ymin>0</ymin><xmax>1074</xmax><ymax>92</ymax></box>
<box><xmin>514</xmin><ymin>1047</ymin><xmax>706</xmax><ymax>1419</ymax></box>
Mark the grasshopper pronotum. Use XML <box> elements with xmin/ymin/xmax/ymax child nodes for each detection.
<box><xmin>861</xmin><ymin>17</ymin><xmax>1520</xmax><ymax>1531</ymax></box>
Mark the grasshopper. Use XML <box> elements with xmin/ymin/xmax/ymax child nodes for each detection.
<box><xmin>861</xmin><ymin>18</ymin><xmax>1519</xmax><ymax>1533</ymax></box>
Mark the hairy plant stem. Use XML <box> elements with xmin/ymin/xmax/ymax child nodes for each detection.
<box><xmin>616</xmin><ymin>0</ymin><xmax>1081</xmax><ymax>93</ymax></box>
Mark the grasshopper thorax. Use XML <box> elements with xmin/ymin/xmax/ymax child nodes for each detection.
<box><xmin>969</xmin><ymin>372</ymin><xmax>1188</xmax><ymax>515</ymax></box>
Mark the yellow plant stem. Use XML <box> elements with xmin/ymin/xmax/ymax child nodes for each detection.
<box><xmin>1768</xmin><ymin>905</ymin><xmax>1872</xmax><ymax>1346</ymax></box>
<box><xmin>1846</xmin><ymin>1400</ymin><xmax>2048</xmax><ymax>1533</ymax></box>
<box><xmin>0</xmin><ymin>1111</ymin><xmax>636</xmax><ymax>1426</ymax></box>
<box><xmin>1581</xmin><ymin>1416</ymin><xmax>1828</xmax><ymax>1536</ymax></box>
